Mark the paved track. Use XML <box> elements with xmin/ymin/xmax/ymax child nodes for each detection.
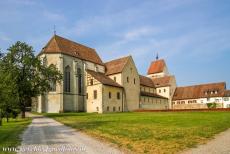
<box><xmin>182</xmin><ymin>128</ymin><xmax>230</xmax><ymax>154</ymax></box>
<box><xmin>17</xmin><ymin>113</ymin><xmax>122</xmax><ymax>154</ymax></box>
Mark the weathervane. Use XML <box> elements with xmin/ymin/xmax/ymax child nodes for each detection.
<box><xmin>156</xmin><ymin>52</ymin><xmax>159</xmax><ymax>60</ymax></box>
<box><xmin>53</xmin><ymin>25</ymin><xmax>56</xmax><ymax>35</ymax></box>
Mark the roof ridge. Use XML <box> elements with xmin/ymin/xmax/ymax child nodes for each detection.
<box><xmin>104</xmin><ymin>55</ymin><xmax>131</xmax><ymax>64</ymax></box>
<box><xmin>53</xmin><ymin>35</ymin><xmax>62</xmax><ymax>52</ymax></box>
<box><xmin>177</xmin><ymin>82</ymin><xmax>226</xmax><ymax>88</ymax></box>
<box><xmin>54</xmin><ymin>34</ymin><xmax>95</xmax><ymax>51</ymax></box>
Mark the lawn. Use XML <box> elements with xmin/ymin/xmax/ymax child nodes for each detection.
<box><xmin>0</xmin><ymin>118</ymin><xmax>31</xmax><ymax>154</ymax></box>
<box><xmin>45</xmin><ymin>112</ymin><xmax>230</xmax><ymax>154</ymax></box>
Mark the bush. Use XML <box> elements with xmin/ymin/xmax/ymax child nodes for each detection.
<box><xmin>207</xmin><ymin>102</ymin><xmax>217</xmax><ymax>109</ymax></box>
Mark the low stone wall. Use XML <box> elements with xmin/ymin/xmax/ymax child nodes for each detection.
<box><xmin>135</xmin><ymin>108</ymin><xmax>230</xmax><ymax>112</ymax></box>
<box><xmin>172</xmin><ymin>103</ymin><xmax>223</xmax><ymax>109</ymax></box>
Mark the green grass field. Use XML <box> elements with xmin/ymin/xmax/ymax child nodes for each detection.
<box><xmin>45</xmin><ymin>112</ymin><xmax>230</xmax><ymax>154</ymax></box>
<box><xmin>0</xmin><ymin>118</ymin><xmax>31</xmax><ymax>154</ymax></box>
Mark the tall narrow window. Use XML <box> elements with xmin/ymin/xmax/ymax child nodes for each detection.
<box><xmin>134</xmin><ymin>78</ymin><xmax>136</xmax><ymax>84</ymax></box>
<box><xmin>127</xmin><ymin>77</ymin><xmax>129</xmax><ymax>83</ymax></box>
<box><xmin>64</xmin><ymin>66</ymin><xmax>70</xmax><ymax>92</ymax></box>
<box><xmin>114</xmin><ymin>77</ymin><xmax>116</xmax><ymax>82</ymax></box>
<box><xmin>77</xmin><ymin>68</ymin><xmax>82</xmax><ymax>94</ymax></box>
<box><xmin>94</xmin><ymin>90</ymin><xmax>97</xmax><ymax>99</ymax></box>
<box><xmin>109</xmin><ymin>92</ymin><xmax>111</xmax><ymax>99</ymax></box>
<box><xmin>49</xmin><ymin>64</ymin><xmax>56</xmax><ymax>92</ymax></box>
<box><xmin>50</xmin><ymin>80</ymin><xmax>56</xmax><ymax>92</ymax></box>
<box><xmin>90</xmin><ymin>79</ymin><xmax>93</xmax><ymax>85</ymax></box>
<box><xmin>117</xmin><ymin>92</ymin><xmax>120</xmax><ymax>100</ymax></box>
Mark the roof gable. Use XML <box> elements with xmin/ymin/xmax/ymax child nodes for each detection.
<box><xmin>152</xmin><ymin>76</ymin><xmax>175</xmax><ymax>88</ymax></box>
<box><xmin>224</xmin><ymin>90</ymin><xmax>230</xmax><ymax>97</ymax></box>
<box><xmin>105</xmin><ymin>56</ymin><xmax>130</xmax><ymax>75</ymax></box>
<box><xmin>86</xmin><ymin>70</ymin><xmax>122</xmax><ymax>88</ymax></box>
<box><xmin>39</xmin><ymin>35</ymin><xmax>103</xmax><ymax>65</ymax></box>
<box><xmin>139</xmin><ymin>75</ymin><xmax>155</xmax><ymax>88</ymax></box>
<box><xmin>147</xmin><ymin>59</ymin><xmax>166</xmax><ymax>74</ymax></box>
<box><xmin>173</xmin><ymin>82</ymin><xmax>226</xmax><ymax>100</ymax></box>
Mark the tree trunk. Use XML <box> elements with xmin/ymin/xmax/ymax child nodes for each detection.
<box><xmin>20</xmin><ymin>99</ymin><xmax>26</xmax><ymax>118</ymax></box>
<box><xmin>21</xmin><ymin>108</ymin><xmax>25</xmax><ymax>118</ymax></box>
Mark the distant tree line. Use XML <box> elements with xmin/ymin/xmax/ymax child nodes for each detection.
<box><xmin>0</xmin><ymin>42</ymin><xmax>62</xmax><ymax>126</ymax></box>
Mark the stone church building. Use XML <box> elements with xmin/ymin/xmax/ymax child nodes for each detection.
<box><xmin>32</xmin><ymin>35</ymin><xmax>230</xmax><ymax>113</ymax></box>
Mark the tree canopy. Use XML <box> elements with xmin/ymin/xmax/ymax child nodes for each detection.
<box><xmin>0</xmin><ymin>41</ymin><xmax>62</xmax><ymax>122</ymax></box>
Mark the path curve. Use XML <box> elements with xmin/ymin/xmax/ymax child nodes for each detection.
<box><xmin>18</xmin><ymin>113</ymin><xmax>123</xmax><ymax>154</ymax></box>
<box><xmin>182</xmin><ymin>128</ymin><xmax>230</xmax><ymax>154</ymax></box>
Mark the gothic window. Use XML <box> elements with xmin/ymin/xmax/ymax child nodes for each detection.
<box><xmin>77</xmin><ymin>68</ymin><xmax>82</xmax><ymax>94</ymax></box>
<box><xmin>49</xmin><ymin>64</ymin><xmax>56</xmax><ymax>92</ymax></box>
<box><xmin>49</xmin><ymin>80</ymin><xmax>56</xmax><ymax>92</ymax></box>
<box><xmin>64</xmin><ymin>66</ymin><xmax>70</xmax><ymax>92</ymax></box>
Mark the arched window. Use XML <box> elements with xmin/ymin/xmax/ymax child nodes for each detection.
<box><xmin>77</xmin><ymin>68</ymin><xmax>82</xmax><ymax>94</ymax></box>
<box><xmin>49</xmin><ymin>64</ymin><xmax>56</xmax><ymax>92</ymax></box>
<box><xmin>64</xmin><ymin>66</ymin><xmax>70</xmax><ymax>92</ymax></box>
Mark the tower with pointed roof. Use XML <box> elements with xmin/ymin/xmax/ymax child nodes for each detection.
<box><xmin>146</xmin><ymin>58</ymin><xmax>177</xmax><ymax>109</ymax></box>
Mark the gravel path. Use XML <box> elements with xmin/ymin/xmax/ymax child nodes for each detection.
<box><xmin>182</xmin><ymin>128</ymin><xmax>230</xmax><ymax>154</ymax></box>
<box><xmin>17</xmin><ymin>113</ymin><xmax>123</xmax><ymax>154</ymax></box>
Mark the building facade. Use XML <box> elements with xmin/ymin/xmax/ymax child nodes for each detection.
<box><xmin>32</xmin><ymin>35</ymin><xmax>230</xmax><ymax>113</ymax></box>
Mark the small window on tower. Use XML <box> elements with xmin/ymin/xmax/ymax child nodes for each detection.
<box><xmin>127</xmin><ymin>77</ymin><xmax>129</xmax><ymax>83</ymax></box>
<box><xmin>117</xmin><ymin>92</ymin><xmax>120</xmax><ymax>100</ymax></box>
<box><xmin>109</xmin><ymin>92</ymin><xmax>111</xmax><ymax>99</ymax></box>
<box><xmin>94</xmin><ymin>90</ymin><xmax>97</xmax><ymax>99</ymax></box>
<box><xmin>114</xmin><ymin>77</ymin><xmax>116</xmax><ymax>82</ymax></box>
<box><xmin>90</xmin><ymin>79</ymin><xmax>93</xmax><ymax>85</ymax></box>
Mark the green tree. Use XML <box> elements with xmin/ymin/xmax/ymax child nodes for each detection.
<box><xmin>0</xmin><ymin>50</ymin><xmax>19</xmax><ymax>124</ymax></box>
<box><xmin>3</xmin><ymin>41</ymin><xmax>62</xmax><ymax>118</ymax></box>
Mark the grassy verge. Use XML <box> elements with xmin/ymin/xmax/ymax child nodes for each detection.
<box><xmin>0</xmin><ymin>118</ymin><xmax>31</xmax><ymax>154</ymax></box>
<box><xmin>45</xmin><ymin>112</ymin><xmax>230</xmax><ymax>154</ymax></box>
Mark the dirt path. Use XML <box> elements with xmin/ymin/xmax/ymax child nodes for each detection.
<box><xmin>182</xmin><ymin>128</ymin><xmax>230</xmax><ymax>154</ymax></box>
<box><xmin>17</xmin><ymin>113</ymin><xmax>123</xmax><ymax>154</ymax></box>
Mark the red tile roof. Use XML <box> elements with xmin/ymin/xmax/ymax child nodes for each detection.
<box><xmin>86</xmin><ymin>69</ymin><xmax>123</xmax><ymax>88</ymax></box>
<box><xmin>224</xmin><ymin>90</ymin><xmax>230</xmax><ymax>97</ymax></box>
<box><xmin>173</xmin><ymin>82</ymin><xmax>226</xmax><ymax>101</ymax></box>
<box><xmin>140</xmin><ymin>91</ymin><xmax>168</xmax><ymax>99</ymax></box>
<box><xmin>139</xmin><ymin>75</ymin><xmax>155</xmax><ymax>88</ymax></box>
<box><xmin>39</xmin><ymin>35</ymin><xmax>103</xmax><ymax>65</ymax></box>
<box><xmin>147</xmin><ymin>59</ymin><xmax>166</xmax><ymax>74</ymax></box>
<box><xmin>152</xmin><ymin>76</ymin><xmax>175</xmax><ymax>88</ymax></box>
<box><xmin>105</xmin><ymin>56</ymin><xmax>130</xmax><ymax>75</ymax></box>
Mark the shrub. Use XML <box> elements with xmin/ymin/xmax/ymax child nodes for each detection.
<box><xmin>207</xmin><ymin>102</ymin><xmax>217</xmax><ymax>109</ymax></box>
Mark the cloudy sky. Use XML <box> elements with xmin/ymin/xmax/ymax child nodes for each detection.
<box><xmin>0</xmin><ymin>0</ymin><xmax>230</xmax><ymax>88</ymax></box>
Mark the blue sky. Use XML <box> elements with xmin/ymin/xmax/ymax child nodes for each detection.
<box><xmin>0</xmin><ymin>0</ymin><xmax>230</xmax><ymax>88</ymax></box>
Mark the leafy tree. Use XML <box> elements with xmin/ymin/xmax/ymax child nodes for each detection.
<box><xmin>2</xmin><ymin>41</ymin><xmax>62</xmax><ymax>118</ymax></box>
<box><xmin>0</xmin><ymin>50</ymin><xmax>19</xmax><ymax>124</ymax></box>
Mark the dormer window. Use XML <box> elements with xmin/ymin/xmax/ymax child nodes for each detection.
<box><xmin>75</xmin><ymin>51</ymin><xmax>79</xmax><ymax>56</ymax></box>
